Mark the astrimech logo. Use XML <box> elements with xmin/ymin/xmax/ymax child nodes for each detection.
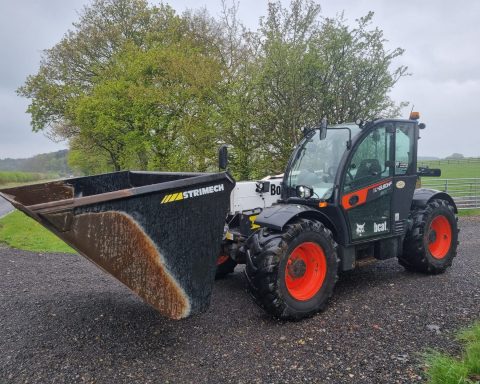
<box><xmin>161</xmin><ymin>184</ymin><xmax>225</xmax><ymax>204</ymax></box>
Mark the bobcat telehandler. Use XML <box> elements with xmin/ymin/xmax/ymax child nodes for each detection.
<box><xmin>0</xmin><ymin>113</ymin><xmax>458</xmax><ymax>321</ymax></box>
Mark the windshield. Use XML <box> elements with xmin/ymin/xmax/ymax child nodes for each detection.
<box><xmin>286</xmin><ymin>124</ymin><xmax>361</xmax><ymax>200</ymax></box>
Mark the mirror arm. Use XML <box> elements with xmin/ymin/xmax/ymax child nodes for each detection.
<box><xmin>218</xmin><ymin>145</ymin><xmax>228</xmax><ymax>171</ymax></box>
<box><xmin>327</xmin><ymin>126</ymin><xmax>352</xmax><ymax>149</ymax></box>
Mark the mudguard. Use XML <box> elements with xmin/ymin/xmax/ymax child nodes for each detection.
<box><xmin>412</xmin><ymin>188</ymin><xmax>458</xmax><ymax>213</ymax></box>
<box><xmin>253</xmin><ymin>203</ymin><xmax>338</xmax><ymax>234</ymax></box>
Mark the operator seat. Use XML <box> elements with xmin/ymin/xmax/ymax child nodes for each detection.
<box><xmin>354</xmin><ymin>159</ymin><xmax>382</xmax><ymax>185</ymax></box>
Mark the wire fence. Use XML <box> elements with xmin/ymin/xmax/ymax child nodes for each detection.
<box><xmin>418</xmin><ymin>158</ymin><xmax>480</xmax><ymax>167</ymax></box>
<box><xmin>421</xmin><ymin>178</ymin><xmax>480</xmax><ymax>209</ymax></box>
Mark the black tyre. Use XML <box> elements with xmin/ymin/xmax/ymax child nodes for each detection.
<box><xmin>399</xmin><ymin>199</ymin><xmax>458</xmax><ymax>274</ymax></box>
<box><xmin>245</xmin><ymin>218</ymin><xmax>338</xmax><ymax>320</ymax></box>
<box><xmin>215</xmin><ymin>254</ymin><xmax>237</xmax><ymax>279</ymax></box>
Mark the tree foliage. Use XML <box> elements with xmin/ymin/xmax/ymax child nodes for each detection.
<box><xmin>18</xmin><ymin>0</ymin><xmax>408</xmax><ymax>179</ymax></box>
<box><xmin>68</xmin><ymin>42</ymin><xmax>221</xmax><ymax>172</ymax></box>
<box><xmin>251</xmin><ymin>1</ymin><xmax>408</xmax><ymax>171</ymax></box>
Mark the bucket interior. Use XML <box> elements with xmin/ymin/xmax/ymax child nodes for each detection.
<box><xmin>0</xmin><ymin>171</ymin><xmax>203</xmax><ymax>207</ymax></box>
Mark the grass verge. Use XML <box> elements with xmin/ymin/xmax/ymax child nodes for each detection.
<box><xmin>425</xmin><ymin>322</ymin><xmax>480</xmax><ymax>384</ymax></box>
<box><xmin>458</xmin><ymin>209</ymin><xmax>480</xmax><ymax>217</ymax></box>
<box><xmin>0</xmin><ymin>210</ymin><xmax>75</xmax><ymax>254</ymax></box>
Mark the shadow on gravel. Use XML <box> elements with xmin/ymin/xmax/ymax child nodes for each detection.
<box><xmin>35</xmin><ymin>259</ymin><xmax>436</xmax><ymax>331</ymax></box>
<box><xmin>337</xmin><ymin>261</ymin><xmax>416</xmax><ymax>288</ymax></box>
<box><xmin>25</xmin><ymin>270</ymin><xmax>253</xmax><ymax>357</ymax></box>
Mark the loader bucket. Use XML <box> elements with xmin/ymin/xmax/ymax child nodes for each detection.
<box><xmin>0</xmin><ymin>171</ymin><xmax>235</xmax><ymax>319</ymax></box>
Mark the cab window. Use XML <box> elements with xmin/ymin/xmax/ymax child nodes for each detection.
<box><xmin>395</xmin><ymin>122</ymin><xmax>415</xmax><ymax>175</ymax></box>
<box><xmin>344</xmin><ymin>125</ymin><xmax>393</xmax><ymax>192</ymax></box>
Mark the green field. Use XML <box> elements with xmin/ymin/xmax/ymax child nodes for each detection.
<box><xmin>418</xmin><ymin>159</ymin><xmax>480</xmax><ymax>179</ymax></box>
<box><xmin>0</xmin><ymin>171</ymin><xmax>57</xmax><ymax>188</ymax></box>
<box><xmin>0</xmin><ymin>210</ymin><xmax>74</xmax><ymax>254</ymax></box>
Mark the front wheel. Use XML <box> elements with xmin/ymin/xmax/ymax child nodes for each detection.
<box><xmin>245</xmin><ymin>218</ymin><xmax>338</xmax><ymax>320</ymax></box>
<box><xmin>399</xmin><ymin>199</ymin><xmax>458</xmax><ymax>274</ymax></box>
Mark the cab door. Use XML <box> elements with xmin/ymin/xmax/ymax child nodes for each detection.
<box><xmin>341</xmin><ymin>124</ymin><xmax>394</xmax><ymax>242</ymax></box>
<box><xmin>391</xmin><ymin>121</ymin><xmax>418</xmax><ymax>235</ymax></box>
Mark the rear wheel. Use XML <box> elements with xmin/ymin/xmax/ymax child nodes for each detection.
<box><xmin>399</xmin><ymin>199</ymin><xmax>458</xmax><ymax>274</ymax></box>
<box><xmin>245</xmin><ymin>218</ymin><xmax>338</xmax><ymax>320</ymax></box>
<box><xmin>215</xmin><ymin>252</ymin><xmax>237</xmax><ymax>279</ymax></box>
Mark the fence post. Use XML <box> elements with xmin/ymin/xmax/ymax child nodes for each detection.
<box><xmin>476</xmin><ymin>180</ymin><xmax>479</xmax><ymax>209</ymax></box>
<box><xmin>470</xmin><ymin>182</ymin><xmax>473</xmax><ymax>209</ymax></box>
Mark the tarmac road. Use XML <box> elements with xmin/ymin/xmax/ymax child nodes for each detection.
<box><xmin>0</xmin><ymin>196</ymin><xmax>13</xmax><ymax>217</ymax></box>
<box><xmin>0</xmin><ymin>217</ymin><xmax>479</xmax><ymax>383</ymax></box>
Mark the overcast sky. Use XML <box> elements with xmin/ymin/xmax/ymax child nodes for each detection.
<box><xmin>1</xmin><ymin>0</ymin><xmax>479</xmax><ymax>159</ymax></box>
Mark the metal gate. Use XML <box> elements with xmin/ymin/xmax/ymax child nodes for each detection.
<box><xmin>421</xmin><ymin>178</ymin><xmax>480</xmax><ymax>209</ymax></box>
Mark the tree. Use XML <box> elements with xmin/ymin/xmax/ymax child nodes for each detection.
<box><xmin>18</xmin><ymin>0</ymin><xmax>172</xmax><ymax>136</ymax></box>
<box><xmin>251</xmin><ymin>1</ymin><xmax>408</xmax><ymax>172</ymax></box>
<box><xmin>214</xmin><ymin>0</ymin><xmax>263</xmax><ymax>180</ymax></box>
<box><xmin>19</xmin><ymin>0</ymin><xmax>224</xmax><ymax>173</ymax></box>
<box><xmin>68</xmin><ymin>43</ymin><xmax>222</xmax><ymax>172</ymax></box>
<box><xmin>446</xmin><ymin>153</ymin><xmax>464</xmax><ymax>159</ymax></box>
<box><xmin>18</xmin><ymin>0</ymin><xmax>408</xmax><ymax>178</ymax></box>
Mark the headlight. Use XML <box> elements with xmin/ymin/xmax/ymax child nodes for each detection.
<box><xmin>296</xmin><ymin>185</ymin><xmax>313</xmax><ymax>199</ymax></box>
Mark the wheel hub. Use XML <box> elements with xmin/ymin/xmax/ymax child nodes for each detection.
<box><xmin>284</xmin><ymin>242</ymin><xmax>327</xmax><ymax>301</ymax></box>
<box><xmin>287</xmin><ymin>258</ymin><xmax>307</xmax><ymax>279</ymax></box>
<box><xmin>427</xmin><ymin>215</ymin><xmax>452</xmax><ymax>259</ymax></box>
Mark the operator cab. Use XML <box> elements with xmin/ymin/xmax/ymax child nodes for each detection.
<box><xmin>283</xmin><ymin>119</ymin><xmax>419</xmax><ymax>244</ymax></box>
<box><xmin>284</xmin><ymin>124</ymin><xmax>361</xmax><ymax>200</ymax></box>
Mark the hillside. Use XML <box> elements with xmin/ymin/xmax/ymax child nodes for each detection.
<box><xmin>0</xmin><ymin>150</ymin><xmax>72</xmax><ymax>176</ymax></box>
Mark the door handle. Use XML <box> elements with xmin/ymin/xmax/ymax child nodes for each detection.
<box><xmin>348</xmin><ymin>195</ymin><xmax>359</xmax><ymax>206</ymax></box>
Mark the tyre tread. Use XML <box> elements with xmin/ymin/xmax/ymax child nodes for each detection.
<box><xmin>245</xmin><ymin>218</ymin><xmax>338</xmax><ymax>320</ymax></box>
<box><xmin>399</xmin><ymin>199</ymin><xmax>458</xmax><ymax>274</ymax></box>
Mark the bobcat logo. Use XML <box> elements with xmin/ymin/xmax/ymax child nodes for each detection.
<box><xmin>356</xmin><ymin>223</ymin><xmax>366</xmax><ymax>236</ymax></box>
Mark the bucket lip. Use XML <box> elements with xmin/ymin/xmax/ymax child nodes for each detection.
<box><xmin>0</xmin><ymin>171</ymin><xmax>235</xmax><ymax>214</ymax></box>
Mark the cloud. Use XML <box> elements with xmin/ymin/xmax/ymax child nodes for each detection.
<box><xmin>0</xmin><ymin>0</ymin><xmax>85</xmax><ymax>159</ymax></box>
<box><xmin>319</xmin><ymin>0</ymin><xmax>480</xmax><ymax>157</ymax></box>
<box><xmin>0</xmin><ymin>89</ymin><xmax>67</xmax><ymax>159</ymax></box>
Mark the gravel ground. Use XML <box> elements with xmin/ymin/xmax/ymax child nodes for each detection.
<box><xmin>0</xmin><ymin>217</ymin><xmax>479</xmax><ymax>384</ymax></box>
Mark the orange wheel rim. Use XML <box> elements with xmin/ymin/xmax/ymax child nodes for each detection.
<box><xmin>427</xmin><ymin>215</ymin><xmax>452</xmax><ymax>259</ymax></box>
<box><xmin>217</xmin><ymin>255</ymin><xmax>230</xmax><ymax>265</ymax></box>
<box><xmin>284</xmin><ymin>242</ymin><xmax>327</xmax><ymax>301</ymax></box>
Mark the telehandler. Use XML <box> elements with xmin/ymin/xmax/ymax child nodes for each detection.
<box><xmin>0</xmin><ymin>113</ymin><xmax>458</xmax><ymax>321</ymax></box>
<box><xmin>217</xmin><ymin>113</ymin><xmax>458</xmax><ymax>319</ymax></box>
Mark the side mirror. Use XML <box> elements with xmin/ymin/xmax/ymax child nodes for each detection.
<box><xmin>418</xmin><ymin>167</ymin><xmax>441</xmax><ymax>177</ymax></box>
<box><xmin>319</xmin><ymin>117</ymin><xmax>327</xmax><ymax>140</ymax></box>
<box><xmin>218</xmin><ymin>145</ymin><xmax>228</xmax><ymax>171</ymax></box>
